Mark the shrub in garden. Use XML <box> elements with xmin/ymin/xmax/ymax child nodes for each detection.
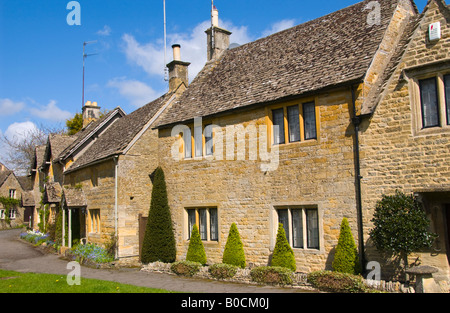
<box><xmin>171</xmin><ymin>260</ymin><xmax>202</xmax><ymax>277</ymax></box>
<box><xmin>369</xmin><ymin>190</ymin><xmax>437</xmax><ymax>279</ymax></box>
<box><xmin>222</xmin><ymin>223</ymin><xmax>246</xmax><ymax>268</ymax></box>
<box><xmin>307</xmin><ymin>270</ymin><xmax>368</xmax><ymax>293</ymax></box>
<box><xmin>271</xmin><ymin>223</ymin><xmax>296</xmax><ymax>271</ymax></box>
<box><xmin>332</xmin><ymin>217</ymin><xmax>361</xmax><ymax>275</ymax></box>
<box><xmin>209</xmin><ymin>263</ymin><xmax>238</xmax><ymax>280</ymax></box>
<box><xmin>141</xmin><ymin>167</ymin><xmax>176</xmax><ymax>264</ymax></box>
<box><xmin>186</xmin><ymin>225</ymin><xmax>207</xmax><ymax>265</ymax></box>
<box><xmin>250</xmin><ymin>266</ymin><xmax>293</xmax><ymax>286</ymax></box>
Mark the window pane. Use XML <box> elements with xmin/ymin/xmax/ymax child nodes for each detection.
<box><xmin>272</xmin><ymin>109</ymin><xmax>285</xmax><ymax>145</ymax></box>
<box><xmin>445</xmin><ymin>75</ymin><xmax>450</xmax><ymax>125</ymax></box>
<box><xmin>287</xmin><ymin>105</ymin><xmax>301</xmax><ymax>142</ymax></box>
<box><xmin>210</xmin><ymin>208</ymin><xmax>218</xmax><ymax>241</ymax></box>
<box><xmin>419</xmin><ymin>78</ymin><xmax>439</xmax><ymax>128</ymax></box>
<box><xmin>194</xmin><ymin>126</ymin><xmax>203</xmax><ymax>157</ymax></box>
<box><xmin>278</xmin><ymin>209</ymin><xmax>289</xmax><ymax>242</ymax></box>
<box><xmin>292</xmin><ymin>209</ymin><xmax>303</xmax><ymax>248</ymax></box>
<box><xmin>303</xmin><ymin>102</ymin><xmax>317</xmax><ymax>140</ymax></box>
<box><xmin>205</xmin><ymin>124</ymin><xmax>214</xmax><ymax>156</ymax></box>
<box><xmin>306</xmin><ymin>209</ymin><xmax>319</xmax><ymax>249</ymax></box>
<box><xmin>199</xmin><ymin>209</ymin><xmax>207</xmax><ymax>240</ymax></box>
<box><xmin>184</xmin><ymin>127</ymin><xmax>192</xmax><ymax>158</ymax></box>
<box><xmin>187</xmin><ymin>210</ymin><xmax>196</xmax><ymax>239</ymax></box>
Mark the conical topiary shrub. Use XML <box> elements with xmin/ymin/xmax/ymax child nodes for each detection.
<box><xmin>222</xmin><ymin>223</ymin><xmax>246</xmax><ymax>268</ymax></box>
<box><xmin>332</xmin><ymin>217</ymin><xmax>361</xmax><ymax>275</ymax></box>
<box><xmin>271</xmin><ymin>223</ymin><xmax>296</xmax><ymax>272</ymax></box>
<box><xmin>141</xmin><ymin>167</ymin><xmax>176</xmax><ymax>264</ymax></box>
<box><xmin>186</xmin><ymin>225</ymin><xmax>207</xmax><ymax>265</ymax></box>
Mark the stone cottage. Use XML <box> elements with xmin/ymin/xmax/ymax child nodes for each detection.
<box><xmin>358</xmin><ymin>0</ymin><xmax>450</xmax><ymax>283</ymax></box>
<box><xmin>154</xmin><ymin>0</ymin><xmax>419</xmax><ymax>274</ymax></box>
<box><xmin>60</xmin><ymin>46</ymin><xmax>189</xmax><ymax>261</ymax></box>
<box><xmin>0</xmin><ymin>163</ymin><xmax>28</xmax><ymax>229</ymax></box>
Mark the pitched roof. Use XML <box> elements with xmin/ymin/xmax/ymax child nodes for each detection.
<box><xmin>56</xmin><ymin>107</ymin><xmax>126</xmax><ymax>162</ymax></box>
<box><xmin>42</xmin><ymin>134</ymin><xmax>78</xmax><ymax>168</ymax></box>
<box><xmin>0</xmin><ymin>170</ymin><xmax>13</xmax><ymax>187</ymax></box>
<box><xmin>155</xmin><ymin>0</ymin><xmax>403</xmax><ymax>128</ymax></box>
<box><xmin>62</xmin><ymin>187</ymin><xmax>87</xmax><ymax>207</ymax></box>
<box><xmin>65</xmin><ymin>92</ymin><xmax>176</xmax><ymax>172</ymax></box>
<box><xmin>32</xmin><ymin>145</ymin><xmax>46</xmax><ymax>170</ymax></box>
<box><xmin>43</xmin><ymin>182</ymin><xmax>62</xmax><ymax>203</ymax></box>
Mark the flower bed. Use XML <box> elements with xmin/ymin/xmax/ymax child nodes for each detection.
<box><xmin>67</xmin><ymin>243</ymin><xmax>114</xmax><ymax>265</ymax></box>
<box><xmin>20</xmin><ymin>230</ymin><xmax>54</xmax><ymax>247</ymax></box>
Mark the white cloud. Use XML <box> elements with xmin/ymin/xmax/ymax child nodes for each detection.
<box><xmin>107</xmin><ymin>77</ymin><xmax>159</xmax><ymax>107</ymax></box>
<box><xmin>4</xmin><ymin>121</ymin><xmax>39</xmax><ymax>143</ymax></box>
<box><xmin>0</xmin><ymin>98</ymin><xmax>25</xmax><ymax>116</ymax></box>
<box><xmin>261</xmin><ymin>19</ymin><xmax>296</xmax><ymax>37</ymax></box>
<box><xmin>121</xmin><ymin>19</ymin><xmax>253</xmax><ymax>82</ymax></box>
<box><xmin>97</xmin><ymin>25</ymin><xmax>112</xmax><ymax>36</ymax></box>
<box><xmin>29</xmin><ymin>100</ymin><xmax>72</xmax><ymax>121</ymax></box>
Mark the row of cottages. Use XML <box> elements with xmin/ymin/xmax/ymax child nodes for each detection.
<box><xmin>27</xmin><ymin>0</ymin><xmax>449</xmax><ymax>283</ymax></box>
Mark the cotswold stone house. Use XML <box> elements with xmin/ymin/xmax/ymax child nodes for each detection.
<box><xmin>358</xmin><ymin>0</ymin><xmax>450</xmax><ymax>283</ymax></box>
<box><xmin>60</xmin><ymin>51</ymin><xmax>188</xmax><ymax>260</ymax></box>
<box><xmin>154</xmin><ymin>0</ymin><xmax>419</xmax><ymax>274</ymax></box>
<box><xmin>0</xmin><ymin>163</ymin><xmax>30</xmax><ymax>229</ymax></box>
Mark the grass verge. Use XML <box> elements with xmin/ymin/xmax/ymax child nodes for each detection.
<box><xmin>0</xmin><ymin>269</ymin><xmax>174</xmax><ymax>293</ymax></box>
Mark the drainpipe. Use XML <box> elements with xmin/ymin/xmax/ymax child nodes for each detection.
<box><xmin>114</xmin><ymin>156</ymin><xmax>119</xmax><ymax>260</ymax></box>
<box><xmin>350</xmin><ymin>85</ymin><xmax>367</xmax><ymax>273</ymax></box>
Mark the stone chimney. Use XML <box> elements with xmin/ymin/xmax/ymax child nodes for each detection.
<box><xmin>167</xmin><ymin>44</ymin><xmax>191</xmax><ymax>93</ymax></box>
<box><xmin>82</xmin><ymin>101</ymin><xmax>101</xmax><ymax>127</ymax></box>
<box><xmin>205</xmin><ymin>6</ymin><xmax>232</xmax><ymax>62</ymax></box>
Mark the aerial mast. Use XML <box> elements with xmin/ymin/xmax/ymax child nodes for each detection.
<box><xmin>82</xmin><ymin>40</ymin><xmax>97</xmax><ymax>107</ymax></box>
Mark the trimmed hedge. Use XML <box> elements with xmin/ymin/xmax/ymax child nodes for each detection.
<box><xmin>170</xmin><ymin>260</ymin><xmax>202</xmax><ymax>277</ymax></box>
<box><xmin>332</xmin><ymin>218</ymin><xmax>361</xmax><ymax>275</ymax></box>
<box><xmin>250</xmin><ymin>266</ymin><xmax>293</xmax><ymax>286</ymax></box>
<box><xmin>271</xmin><ymin>223</ymin><xmax>296</xmax><ymax>271</ymax></box>
<box><xmin>186</xmin><ymin>225</ymin><xmax>207</xmax><ymax>265</ymax></box>
<box><xmin>222</xmin><ymin>223</ymin><xmax>246</xmax><ymax>268</ymax></box>
<box><xmin>307</xmin><ymin>270</ymin><xmax>368</xmax><ymax>293</ymax></box>
<box><xmin>208</xmin><ymin>263</ymin><xmax>238</xmax><ymax>280</ymax></box>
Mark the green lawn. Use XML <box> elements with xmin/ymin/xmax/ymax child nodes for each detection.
<box><xmin>0</xmin><ymin>269</ymin><xmax>174</xmax><ymax>293</ymax></box>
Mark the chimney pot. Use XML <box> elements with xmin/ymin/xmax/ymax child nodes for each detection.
<box><xmin>212</xmin><ymin>7</ymin><xmax>219</xmax><ymax>27</ymax></box>
<box><xmin>172</xmin><ymin>44</ymin><xmax>181</xmax><ymax>61</ymax></box>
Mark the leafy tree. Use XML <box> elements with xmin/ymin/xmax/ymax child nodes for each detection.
<box><xmin>141</xmin><ymin>167</ymin><xmax>176</xmax><ymax>264</ymax></box>
<box><xmin>369</xmin><ymin>190</ymin><xmax>437</xmax><ymax>278</ymax></box>
<box><xmin>66</xmin><ymin>113</ymin><xmax>83</xmax><ymax>135</ymax></box>
<box><xmin>271</xmin><ymin>223</ymin><xmax>296</xmax><ymax>271</ymax></box>
<box><xmin>186</xmin><ymin>225</ymin><xmax>207</xmax><ymax>265</ymax></box>
<box><xmin>332</xmin><ymin>218</ymin><xmax>361</xmax><ymax>275</ymax></box>
<box><xmin>222</xmin><ymin>223</ymin><xmax>246</xmax><ymax>268</ymax></box>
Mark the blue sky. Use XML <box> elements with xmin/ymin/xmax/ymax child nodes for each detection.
<box><xmin>0</xmin><ymin>0</ymin><xmax>428</xmax><ymax>148</ymax></box>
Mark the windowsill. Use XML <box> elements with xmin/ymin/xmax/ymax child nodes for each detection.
<box><xmin>185</xmin><ymin>240</ymin><xmax>219</xmax><ymax>245</ymax></box>
<box><xmin>414</xmin><ymin>124</ymin><xmax>450</xmax><ymax>137</ymax></box>
<box><xmin>273</xmin><ymin>138</ymin><xmax>319</xmax><ymax>149</ymax></box>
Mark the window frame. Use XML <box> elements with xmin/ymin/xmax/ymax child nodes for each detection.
<box><xmin>268</xmin><ymin>98</ymin><xmax>319</xmax><ymax>146</ymax></box>
<box><xmin>419</xmin><ymin>77</ymin><xmax>440</xmax><ymax>129</ymax></box>
<box><xmin>89</xmin><ymin>209</ymin><xmax>100</xmax><ymax>234</ymax></box>
<box><xmin>405</xmin><ymin>63</ymin><xmax>450</xmax><ymax>136</ymax></box>
<box><xmin>186</xmin><ymin>207</ymin><xmax>219</xmax><ymax>242</ymax></box>
<box><xmin>274</xmin><ymin>206</ymin><xmax>320</xmax><ymax>251</ymax></box>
